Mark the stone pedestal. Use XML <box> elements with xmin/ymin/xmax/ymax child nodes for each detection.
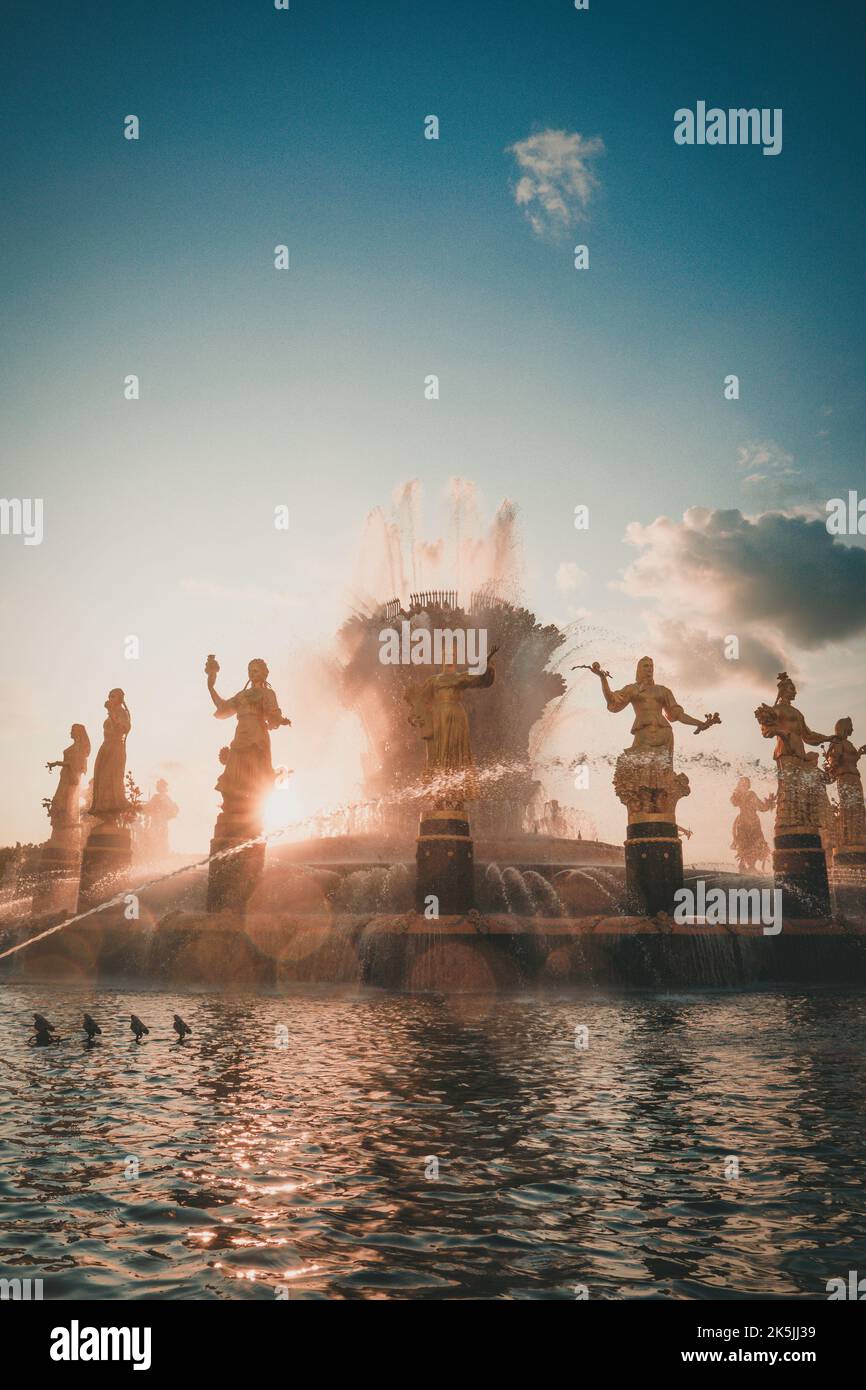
<box><xmin>774</xmin><ymin>832</ymin><xmax>832</xmax><ymax>917</ymax></box>
<box><xmin>769</xmin><ymin>760</ymin><xmax>833</xmax><ymax>918</ymax></box>
<box><xmin>32</xmin><ymin>840</ymin><xmax>81</xmax><ymax>916</ymax></box>
<box><xmin>416</xmin><ymin>808</ymin><xmax>475</xmax><ymax>915</ymax></box>
<box><xmin>624</xmin><ymin>821</ymin><xmax>683</xmax><ymax>916</ymax></box>
<box><xmin>207</xmin><ymin>811</ymin><xmax>265</xmax><ymax>913</ymax></box>
<box><xmin>614</xmin><ymin>749</ymin><xmax>689</xmax><ymax>918</ymax></box>
<box><xmin>78</xmin><ymin>821</ymin><xmax>132</xmax><ymax>910</ymax></box>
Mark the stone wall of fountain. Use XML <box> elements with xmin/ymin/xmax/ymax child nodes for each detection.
<box><xmin>4</xmin><ymin>890</ymin><xmax>866</xmax><ymax>992</ymax></box>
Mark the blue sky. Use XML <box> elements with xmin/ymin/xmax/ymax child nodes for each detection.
<box><xmin>1</xmin><ymin>0</ymin><xmax>864</xmax><ymax>855</ymax></box>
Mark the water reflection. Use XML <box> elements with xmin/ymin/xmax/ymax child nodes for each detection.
<box><xmin>1</xmin><ymin>984</ymin><xmax>865</xmax><ymax>1299</ymax></box>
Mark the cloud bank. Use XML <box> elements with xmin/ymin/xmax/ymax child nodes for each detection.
<box><xmin>619</xmin><ymin>507</ymin><xmax>866</xmax><ymax>683</ymax></box>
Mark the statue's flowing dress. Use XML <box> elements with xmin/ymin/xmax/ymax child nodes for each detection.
<box><xmin>214</xmin><ymin>685</ymin><xmax>286</xmax><ymax>803</ymax></box>
<box><xmin>730</xmin><ymin>787</ymin><xmax>771</xmax><ymax>867</ymax></box>
<box><xmin>50</xmin><ymin>743</ymin><xmax>88</xmax><ymax>828</ymax></box>
<box><xmin>90</xmin><ymin>710</ymin><xmax>130</xmax><ymax>814</ymax></box>
<box><xmin>424</xmin><ymin>668</ymin><xmax>495</xmax><ymax>770</ymax></box>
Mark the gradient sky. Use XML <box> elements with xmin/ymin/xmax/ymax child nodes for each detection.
<box><xmin>2</xmin><ymin>0</ymin><xmax>864</xmax><ymax>857</ymax></box>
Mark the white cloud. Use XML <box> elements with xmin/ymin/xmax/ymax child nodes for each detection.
<box><xmin>556</xmin><ymin>561</ymin><xmax>587</xmax><ymax>592</ymax></box>
<box><xmin>735</xmin><ymin>439</ymin><xmax>806</xmax><ymax>506</ymax></box>
<box><xmin>507</xmin><ymin>128</ymin><xmax>605</xmax><ymax>237</ymax></box>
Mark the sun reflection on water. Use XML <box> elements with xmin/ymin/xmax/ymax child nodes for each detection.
<box><xmin>3</xmin><ymin>983</ymin><xmax>866</xmax><ymax>1299</ymax></box>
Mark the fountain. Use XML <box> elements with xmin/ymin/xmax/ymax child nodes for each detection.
<box><xmin>1</xmin><ymin>487</ymin><xmax>865</xmax><ymax>992</ymax></box>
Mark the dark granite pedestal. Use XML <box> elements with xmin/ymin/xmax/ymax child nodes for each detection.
<box><xmin>416</xmin><ymin>809</ymin><xmax>475</xmax><ymax>915</ymax></box>
<box><xmin>624</xmin><ymin>820</ymin><xmax>683</xmax><ymax>916</ymax></box>
<box><xmin>774</xmin><ymin>831</ymin><xmax>832</xmax><ymax>918</ymax></box>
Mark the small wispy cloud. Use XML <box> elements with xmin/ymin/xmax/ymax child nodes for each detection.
<box><xmin>736</xmin><ymin>439</ymin><xmax>807</xmax><ymax>507</ymax></box>
<box><xmin>556</xmin><ymin>561</ymin><xmax>586</xmax><ymax>592</ymax></box>
<box><xmin>507</xmin><ymin>128</ymin><xmax>605</xmax><ymax>237</ymax></box>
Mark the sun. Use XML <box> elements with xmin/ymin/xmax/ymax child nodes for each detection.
<box><xmin>262</xmin><ymin>777</ymin><xmax>306</xmax><ymax>839</ymax></box>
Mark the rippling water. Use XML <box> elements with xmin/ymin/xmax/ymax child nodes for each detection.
<box><xmin>1</xmin><ymin>983</ymin><xmax>865</xmax><ymax>1299</ymax></box>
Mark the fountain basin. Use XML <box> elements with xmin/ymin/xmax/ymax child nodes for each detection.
<box><xmin>2</xmin><ymin>908</ymin><xmax>865</xmax><ymax>992</ymax></box>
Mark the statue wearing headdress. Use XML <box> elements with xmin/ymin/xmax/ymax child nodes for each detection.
<box><xmin>824</xmin><ymin>717</ymin><xmax>866</xmax><ymax>852</ymax></box>
<box><xmin>89</xmin><ymin>690</ymin><xmax>132</xmax><ymax>816</ymax></box>
<box><xmin>754</xmin><ymin>672</ymin><xmax>832</xmax><ymax>836</ymax></box>
<box><xmin>754</xmin><ymin>671</ymin><xmax>834</xmax><ymax>915</ymax></box>
<box><xmin>77</xmin><ymin>691</ymin><xmax>134</xmax><ymax>909</ymax></box>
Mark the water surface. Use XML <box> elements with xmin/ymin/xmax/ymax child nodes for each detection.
<box><xmin>1</xmin><ymin>983</ymin><xmax>865</xmax><ymax>1299</ymax></box>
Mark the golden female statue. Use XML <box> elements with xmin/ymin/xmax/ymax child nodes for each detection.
<box><xmin>404</xmin><ymin>650</ymin><xmax>497</xmax><ymax>803</ymax></box>
<box><xmin>589</xmin><ymin>656</ymin><xmax>719</xmax><ymax>756</ymax></box>
<box><xmin>755</xmin><ymin>672</ymin><xmax>832</xmax><ymax>835</ymax></box>
<box><xmin>584</xmin><ymin>656</ymin><xmax>719</xmax><ymax>822</ymax></box>
<box><xmin>824</xmin><ymin>717</ymin><xmax>866</xmax><ymax>850</ymax></box>
<box><xmin>205</xmin><ymin>656</ymin><xmax>291</xmax><ymax>813</ymax></box>
<box><xmin>89</xmin><ymin>690</ymin><xmax>131</xmax><ymax>815</ymax></box>
<box><xmin>730</xmin><ymin>776</ymin><xmax>774</xmax><ymax>873</ymax></box>
<box><xmin>46</xmin><ymin>725</ymin><xmax>91</xmax><ymax>831</ymax></box>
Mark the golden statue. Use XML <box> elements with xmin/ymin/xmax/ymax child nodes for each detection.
<box><xmin>754</xmin><ymin>672</ymin><xmax>832</xmax><ymax>836</ymax></box>
<box><xmin>824</xmin><ymin>717</ymin><xmax>866</xmax><ymax>851</ymax></box>
<box><xmin>730</xmin><ymin>776</ymin><xmax>774</xmax><ymax>873</ymax></box>
<box><xmin>586</xmin><ymin>656</ymin><xmax>719</xmax><ymax>820</ymax></box>
<box><xmin>205</xmin><ymin>656</ymin><xmax>291</xmax><ymax>817</ymax></box>
<box><xmin>88</xmin><ymin>690</ymin><xmax>131</xmax><ymax>816</ymax></box>
<box><xmin>46</xmin><ymin>725</ymin><xmax>91</xmax><ymax>832</ymax></box>
<box><xmin>589</xmin><ymin>656</ymin><xmax>719</xmax><ymax>754</ymax></box>
<box><xmin>404</xmin><ymin>649</ymin><xmax>497</xmax><ymax>803</ymax></box>
<box><xmin>141</xmin><ymin>778</ymin><xmax>179</xmax><ymax>859</ymax></box>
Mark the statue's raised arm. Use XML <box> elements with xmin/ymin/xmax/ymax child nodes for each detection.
<box><xmin>578</xmin><ymin>660</ymin><xmax>629</xmax><ymax>712</ymax></box>
<box><xmin>205</xmin><ymin>654</ymin><xmax>235</xmax><ymax>718</ymax></box>
<box><xmin>582</xmin><ymin>656</ymin><xmax>720</xmax><ymax>742</ymax></box>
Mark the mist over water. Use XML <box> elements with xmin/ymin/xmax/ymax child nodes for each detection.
<box><xmin>3</xmin><ymin>982</ymin><xmax>865</xmax><ymax>1300</ymax></box>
